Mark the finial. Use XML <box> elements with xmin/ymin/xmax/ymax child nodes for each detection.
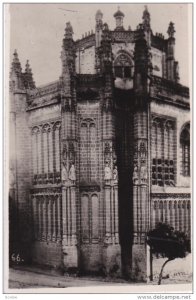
<box><xmin>25</xmin><ymin>60</ymin><xmax>31</xmax><ymax>73</ymax></box>
<box><xmin>65</xmin><ymin>22</ymin><xmax>73</xmax><ymax>39</ymax></box>
<box><xmin>11</xmin><ymin>49</ymin><xmax>22</xmax><ymax>74</ymax></box>
<box><xmin>103</xmin><ymin>23</ymin><xmax>109</xmax><ymax>31</ymax></box>
<box><xmin>24</xmin><ymin>59</ymin><xmax>36</xmax><ymax>89</ymax></box>
<box><xmin>142</xmin><ymin>5</ymin><xmax>150</xmax><ymax>28</ymax></box>
<box><xmin>13</xmin><ymin>49</ymin><xmax>20</xmax><ymax>63</ymax></box>
<box><xmin>167</xmin><ymin>22</ymin><xmax>175</xmax><ymax>38</ymax></box>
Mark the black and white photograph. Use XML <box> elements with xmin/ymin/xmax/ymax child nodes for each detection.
<box><xmin>4</xmin><ymin>2</ymin><xmax>192</xmax><ymax>294</ymax></box>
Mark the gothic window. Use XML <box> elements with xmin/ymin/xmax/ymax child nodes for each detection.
<box><xmin>114</xmin><ymin>53</ymin><xmax>133</xmax><ymax>79</ymax></box>
<box><xmin>81</xmin><ymin>195</ymin><xmax>90</xmax><ymax>241</ymax></box>
<box><xmin>81</xmin><ymin>194</ymin><xmax>99</xmax><ymax>243</ymax></box>
<box><xmin>42</xmin><ymin>124</ymin><xmax>50</xmax><ymax>180</ymax></box>
<box><xmin>91</xmin><ymin>194</ymin><xmax>99</xmax><ymax>239</ymax></box>
<box><xmin>79</xmin><ymin>118</ymin><xmax>97</xmax><ymax>182</ymax></box>
<box><xmin>151</xmin><ymin>116</ymin><xmax>176</xmax><ymax>186</ymax></box>
<box><xmin>32</xmin><ymin>126</ymin><xmax>40</xmax><ymax>181</ymax></box>
<box><xmin>31</xmin><ymin>121</ymin><xmax>61</xmax><ymax>185</ymax></box>
<box><xmin>180</xmin><ymin>123</ymin><xmax>190</xmax><ymax>176</ymax></box>
<box><xmin>54</xmin><ymin>121</ymin><xmax>61</xmax><ymax>173</ymax></box>
<box><xmin>80</xmin><ymin>122</ymin><xmax>88</xmax><ymax>182</ymax></box>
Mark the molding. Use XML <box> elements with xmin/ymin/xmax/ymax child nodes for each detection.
<box><xmin>31</xmin><ymin>187</ymin><xmax>62</xmax><ymax>195</ymax></box>
<box><xmin>79</xmin><ymin>184</ymin><xmax>101</xmax><ymax>192</ymax></box>
<box><xmin>151</xmin><ymin>193</ymin><xmax>191</xmax><ymax>199</ymax></box>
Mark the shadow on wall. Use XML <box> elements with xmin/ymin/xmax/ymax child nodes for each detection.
<box><xmin>9</xmin><ymin>191</ymin><xmax>33</xmax><ymax>266</ymax></box>
<box><xmin>114</xmin><ymin>91</ymin><xmax>134</xmax><ymax>280</ymax></box>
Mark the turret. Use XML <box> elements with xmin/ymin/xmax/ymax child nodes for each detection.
<box><xmin>142</xmin><ymin>5</ymin><xmax>151</xmax><ymax>46</ymax></box>
<box><xmin>10</xmin><ymin>50</ymin><xmax>24</xmax><ymax>91</ymax></box>
<box><xmin>134</xmin><ymin>33</ymin><xmax>152</xmax><ymax>107</ymax></box>
<box><xmin>113</xmin><ymin>7</ymin><xmax>125</xmax><ymax>31</ymax></box>
<box><xmin>142</xmin><ymin>5</ymin><xmax>150</xmax><ymax>30</ymax></box>
<box><xmin>61</xmin><ymin>22</ymin><xmax>75</xmax><ymax>77</ymax></box>
<box><xmin>100</xmin><ymin>23</ymin><xmax>113</xmax><ymax>74</ymax></box>
<box><xmin>60</xmin><ymin>21</ymin><xmax>76</xmax><ymax>111</ymax></box>
<box><xmin>166</xmin><ymin>22</ymin><xmax>176</xmax><ymax>81</ymax></box>
<box><xmin>95</xmin><ymin>9</ymin><xmax>103</xmax><ymax>48</ymax></box>
<box><xmin>23</xmin><ymin>60</ymin><xmax>36</xmax><ymax>89</ymax></box>
<box><xmin>95</xmin><ymin>10</ymin><xmax>103</xmax><ymax>73</ymax></box>
<box><xmin>61</xmin><ymin>22</ymin><xmax>76</xmax><ymax>98</ymax></box>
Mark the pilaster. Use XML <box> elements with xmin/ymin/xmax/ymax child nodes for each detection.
<box><xmin>100</xmin><ymin>24</ymin><xmax>121</xmax><ymax>276</ymax></box>
<box><xmin>61</xmin><ymin>22</ymin><xmax>78</xmax><ymax>271</ymax></box>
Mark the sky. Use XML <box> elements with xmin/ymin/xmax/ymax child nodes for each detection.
<box><xmin>7</xmin><ymin>3</ymin><xmax>192</xmax><ymax>87</ymax></box>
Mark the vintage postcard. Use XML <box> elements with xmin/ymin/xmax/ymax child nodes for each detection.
<box><xmin>4</xmin><ymin>2</ymin><xmax>192</xmax><ymax>294</ymax></box>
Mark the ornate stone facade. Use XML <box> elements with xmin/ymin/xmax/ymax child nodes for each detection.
<box><xmin>9</xmin><ymin>6</ymin><xmax>190</xmax><ymax>282</ymax></box>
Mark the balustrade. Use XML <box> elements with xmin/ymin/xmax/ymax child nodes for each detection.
<box><xmin>152</xmin><ymin>198</ymin><xmax>191</xmax><ymax>236</ymax></box>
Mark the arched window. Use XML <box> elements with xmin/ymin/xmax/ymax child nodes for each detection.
<box><xmin>114</xmin><ymin>52</ymin><xmax>133</xmax><ymax>79</ymax></box>
<box><xmin>180</xmin><ymin>123</ymin><xmax>190</xmax><ymax>176</ymax></box>
<box><xmin>151</xmin><ymin>116</ymin><xmax>176</xmax><ymax>186</ymax></box>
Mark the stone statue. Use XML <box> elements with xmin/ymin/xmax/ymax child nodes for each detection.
<box><xmin>61</xmin><ymin>163</ymin><xmax>68</xmax><ymax>183</ymax></box>
<box><xmin>113</xmin><ymin>165</ymin><xmax>118</xmax><ymax>183</ymax></box>
<box><xmin>140</xmin><ymin>164</ymin><xmax>147</xmax><ymax>182</ymax></box>
<box><xmin>69</xmin><ymin>163</ymin><xmax>76</xmax><ymax>182</ymax></box>
<box><xmin>133</xmin><ymin>164</ymin><xmax>138</xmax><ymax>184</ymax></box>
<box><xmin>104</xmin><ymin>162</ymin><xmax>112</xmax><ymax>180</ymax></box>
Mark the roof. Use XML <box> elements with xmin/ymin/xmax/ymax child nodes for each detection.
<box><xmin>113</xmin><ymin>9</ymin><xmax>125</xmax><ymax>18</ymax></box>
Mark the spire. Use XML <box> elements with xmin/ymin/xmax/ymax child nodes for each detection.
<box><xmin>23</xmin><ymin>60</ymin><xmax>36</xmax><ymax>89</ymax></box>
<box><xmin>64</xmin><ymin>22</ymin><xmax>73</xmax><ymax>39</ymax></box>
<box><xmin>142</xmin><ymin>5</ymin><xmax>150</xmax><ymax>29</ymax></box>
<box><xmin>167</xmin><ymin>22</ymin><xmax>175</xmax><ymax>38</ymax></box>
<box><xmin>113</xmin><ymin>6</ymin><xmax>125</xmax><ymax>31</ymax></box>
<box><xmin>11</xmin><ymin>49</ymin><xmax>22</xmax><ymax>74</ymax></box>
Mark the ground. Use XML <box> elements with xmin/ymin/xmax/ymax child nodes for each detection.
<box><xmin>7</xmin><ymin>256</ymin><xmax>192</xmax><ymax>291</ymax></box>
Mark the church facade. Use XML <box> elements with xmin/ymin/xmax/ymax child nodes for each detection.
<box><xmin>9</xmin><ymin>7</ymin><xmax>190</xmax><ymax>281</ymax></box>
